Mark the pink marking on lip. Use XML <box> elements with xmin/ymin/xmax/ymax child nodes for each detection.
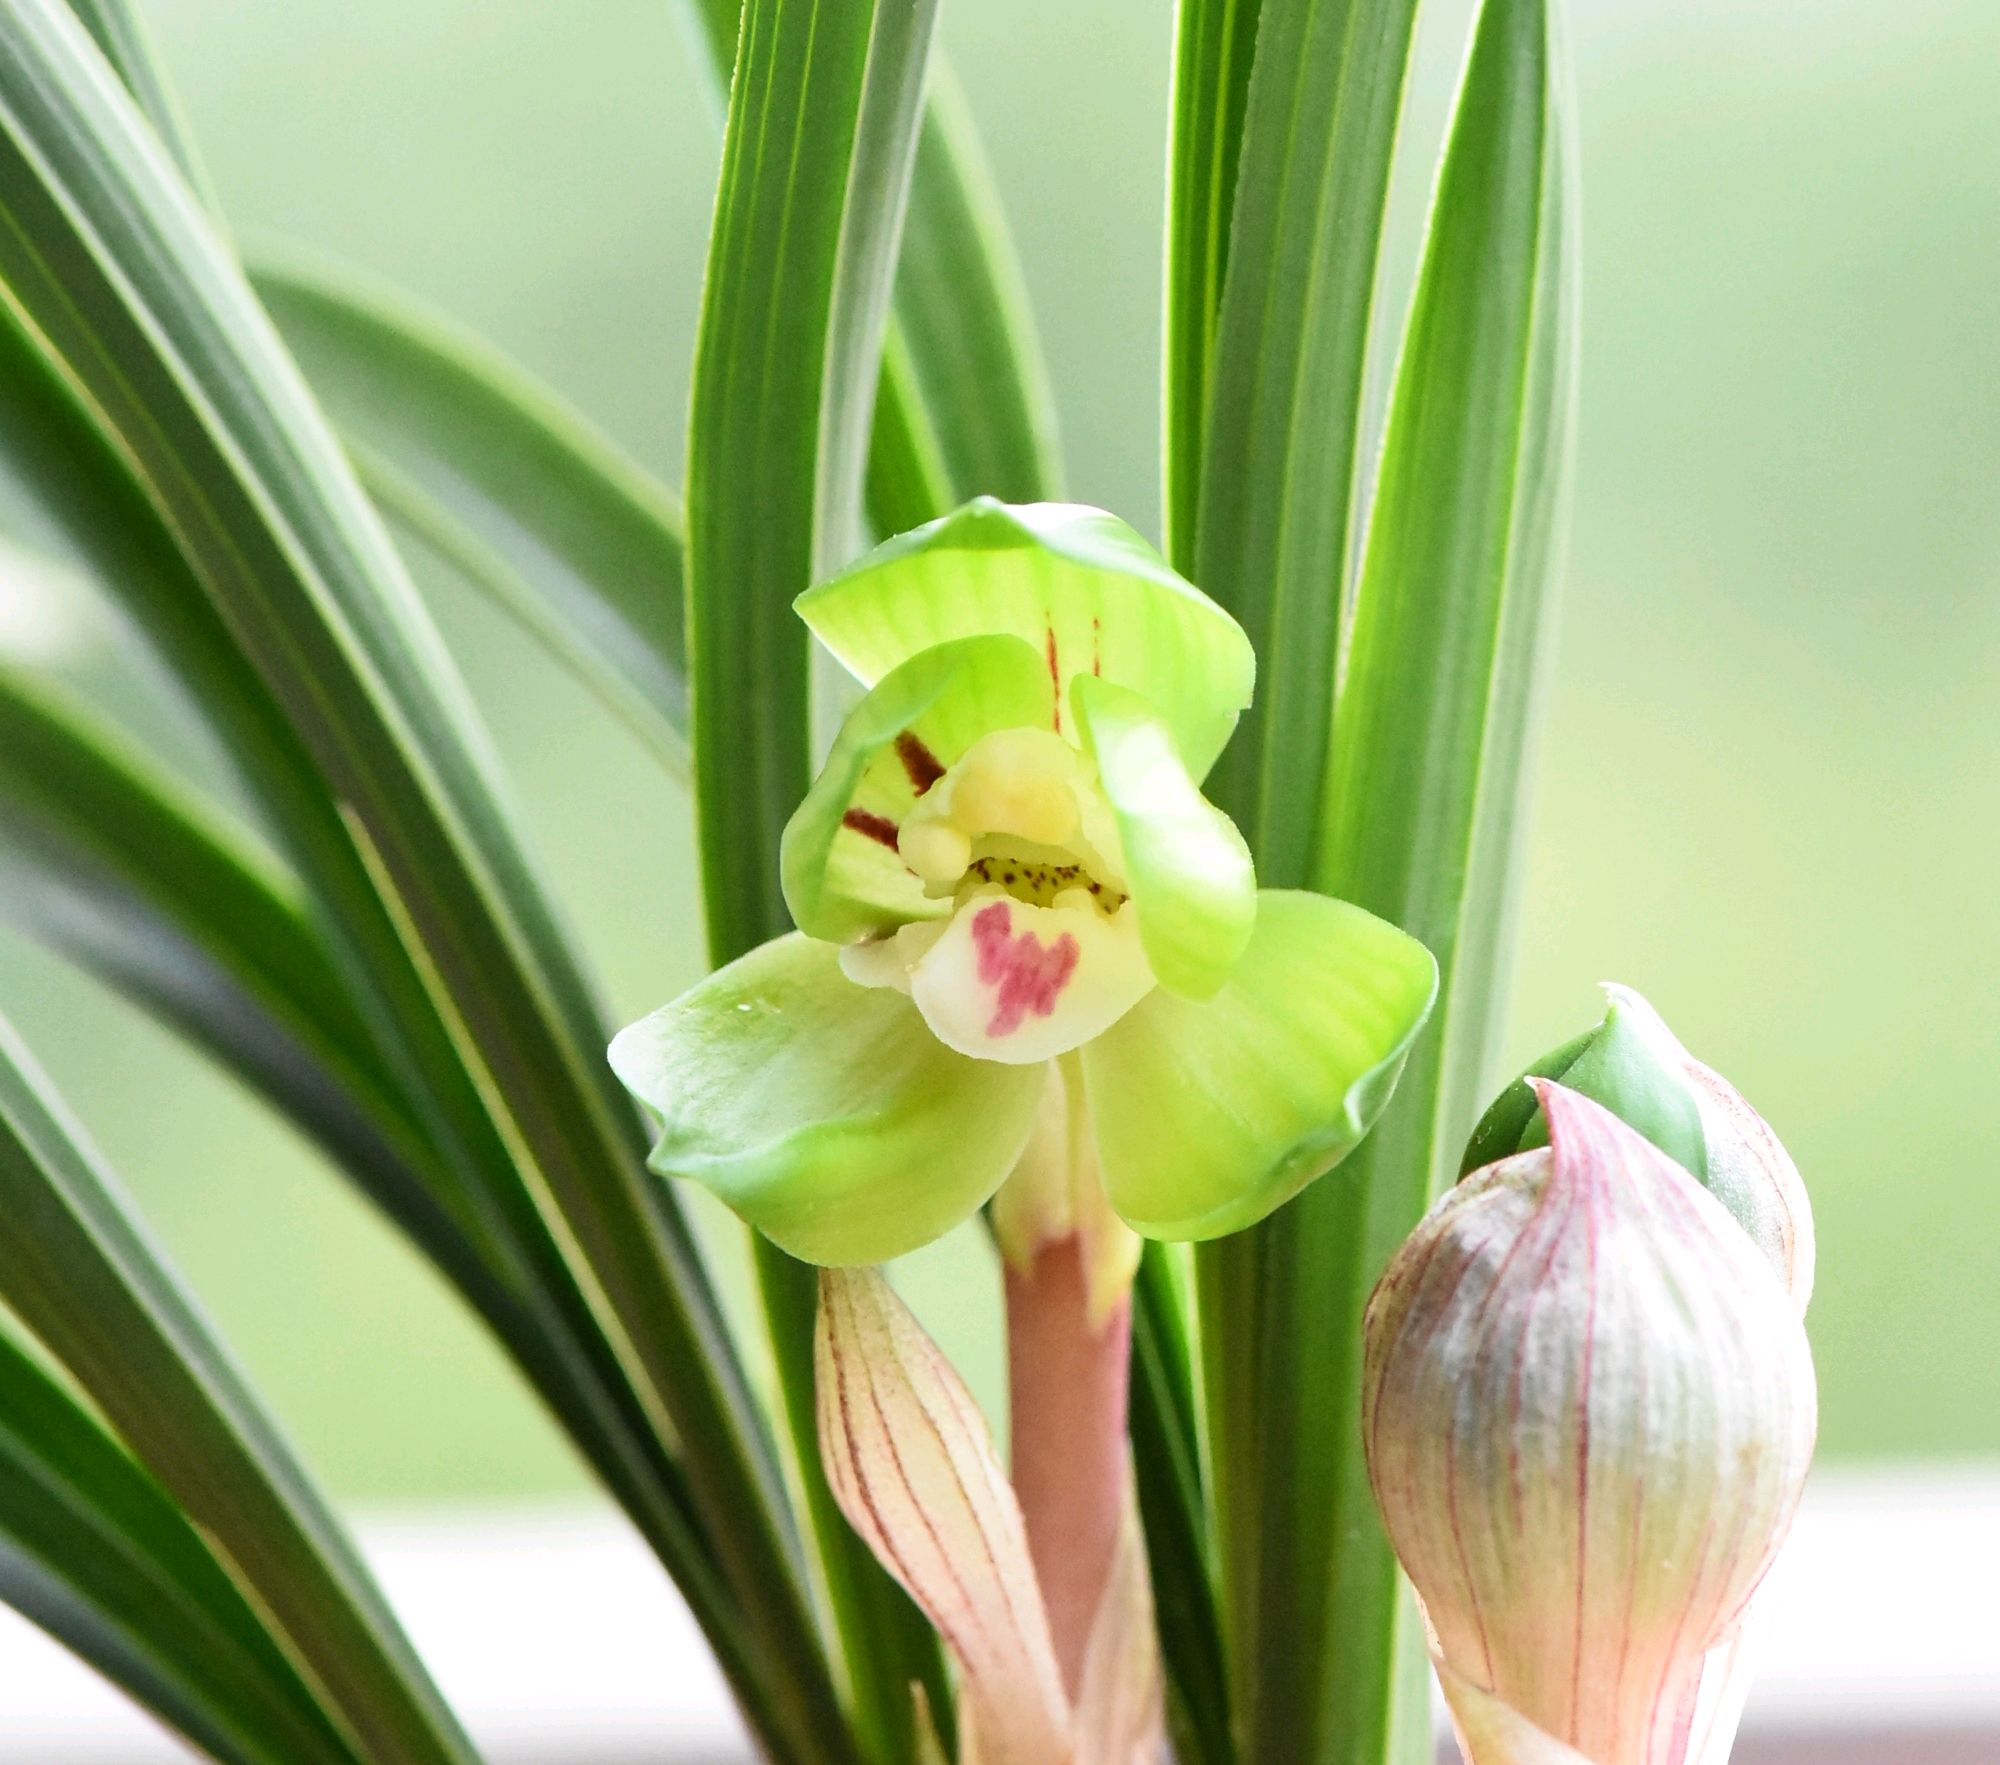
<box><xmin>971</xmin><ymin>901</ymin><xmax>1079</xmax><ymax>1037</ymax></box>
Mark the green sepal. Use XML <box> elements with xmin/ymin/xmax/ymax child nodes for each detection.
<box><xmin>1080</xmin><ymin>890</ymin><xmax>1437</xmax><ymax>1239</ymax></box>
<box><xmin>1072</xmin><ymin>673</ymin><xmax>1254</xmax><ymax>999</ymax></box>
<box><xmin>781</xmin><ymin>634</ymin><xmax>1053</xmax><ymax>943</ymax></box>
<box><xmin>610</xmin><ymin>936</ymin><xmax>1045</xmax><ymax>1265</ymax></box>
<box><xmin>1459</xmin><ymin>989</ymin><xmax>1709</xmax><ymax>1182</ymax></box>
<box><xmin>796</xmin><ymin>498</ymin><xmax>1255</xmax><ymax>777</ymax></box>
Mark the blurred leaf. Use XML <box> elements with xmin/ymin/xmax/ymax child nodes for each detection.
<box><xmin>0</xmin><ymin>1019</ymin><xmax>473</xmax><ymax>1765</ymax></box>
<box><xmin>0</xmin><ymin>1324</ymin><xmax>357</xmax><ymax>1765</ymax></box>
<box><xmin>60</xmin><ymin>0</ymin><xmax>216</xmax><ymax>210</ymax></box>
<box><xmin>1203</xmin><ymin>0</ymin><xmax>1578</xmax><ymax>1760</ymax></box>
<box><xmin>1163</xmin><ymin>0</ymin><xmax>1263</xmax><ymax>567</ymax></box>
<box><xmin>252</xmin><ymin>258</ymin><xmax>689</xmax><ymax>771</ymax></box>
<box><xmin>0</xmin><ymin>7</ymin><xmax>833</xmax><ymax>1755</ymax></box>
<box><xmin>0</xmin><ymin>665</ymin><xmax>746</xmax><ymax>1659</ymax></box>
<box><xmin>865</xmin><ymin>65</ymin><xmax>1064</xmax><ymax>533</ymax></box>
<box><xmin>686</xmin><ymin>0</ymin><xmax>952</xmax><ymax>1753</ymax></box>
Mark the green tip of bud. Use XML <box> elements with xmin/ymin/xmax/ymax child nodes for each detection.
<box><xmin>1461</xmin><ymin>985</ymin><xmax>1709</xmax><ymax>1182</ymax></box>
<box><xmin>1462</xmin><ymin>984</ymin><xmax>1815</xmax><ymax>1312</ymax></box>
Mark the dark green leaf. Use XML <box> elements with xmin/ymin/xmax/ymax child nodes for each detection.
<box><xmin>0</xmin><ymin>1021</ymin><xmax>473</xmax><ymax>1764</ymax></box>
<box><xmin>0</xmin><ymin>1325</ymin><xmax>356</xmax><ymax>1765</ymax></box>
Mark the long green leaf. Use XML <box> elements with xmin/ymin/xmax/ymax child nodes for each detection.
<box><xmin>682</xmin><ymin>0</ymin><xmax>1061</xmax><ymax>540</ymax></box>
<box><xmin>0</xmin><ymin>1324</ymin><xmax>357</xmax><ymax>1765</ymax></box>
<box><xmin>1177</xmin><ymin>0</ymin><xmax>1423</xmax><ymax>1754</ymax></box>
<box><xmin>1187</xmin><ymin>0</ymin><xmax>1420</xmax><ymax>884</ymax></box>
<box><xmin>864</xmin><ymin>63</ymin><xmax>1063</xmax><ymax>533</ymax></box>
<box><xmin>60</xmin><ymin>0</ymin><xmax>216</xmax><ymax>210</ymax></box>
<box><xmin>0</xmin><ymin>303</ymin><xmax>749</xmax><ymax>1654</ymax></box>
<box><xmin>0</xmin><ymin>9</ymin><xmax>829</xmax><ymax>1755</ymax></box>
<box><xmin>685</xmin><ymin>0</ymin><xmax>952</xmax><ymax>1757</ymax></box>
<box><xmin>250</xmin><ymin>258</ymin><xmax>689</xmax><ymax>770</ymax></box>
<box><xmin>1163</xmin><ymin>0</ymin><xmax>1263</xmax><ymax>568</ymax></box>
<box><xmin>1206</xmin><ymin>2</ymin><xmax>1577</xmax><ymax>1761</ymax></box>
<box><xmin>0</xmin><ymin>664</ymin><xmax>745</xmax><ymax>1664</ymax></box>
<box><xmin>0</xmin><ymin>1019</ymin><xmax>472</xmax><ymax>1765</ymax></box>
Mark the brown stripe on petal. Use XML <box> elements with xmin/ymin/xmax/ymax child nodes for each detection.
<box><xmin>894</xmin><ymin>730</ymin><xmax>945</xmax><ymax>794</ymax></box>
<box><xmin>842</xmin><ymin>807</ymin><xmax>901</xmax><ymax>849</ymax></box>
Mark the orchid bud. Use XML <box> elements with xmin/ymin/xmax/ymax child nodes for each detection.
<box><xmin>1462</xmin><ymin>985</ymin><xmax>1813</xmax><ymax>1310</ymax></box>
<box><xmin>1364</xmin><ymin>1082</ymin><xmax>1817</xmax><ymax>1765</ymax></box>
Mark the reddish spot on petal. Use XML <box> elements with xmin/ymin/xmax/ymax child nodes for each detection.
<box><xmin>1091</xmin><ymin>615</ymin><xmax>1102</xmax><ymax>676</ymax></box>
<box><xmin>893</xmin><ymin>730</ymin><xmax>944</xmax><ymax>794</ymax></box>
<box><xmin>972</xmin><ymin>901</ymin><xmax>1080</xmax><ymax>1038</ymax></box>
<box><xmin>1045</xmin><ymin>626</ymin><xmax>1062</xmax><ymax>732</ymax></box>
<box><xmin>841</xmin><ymin>807</ymin><xmax>900</xmax><ymax>849</ymax></box>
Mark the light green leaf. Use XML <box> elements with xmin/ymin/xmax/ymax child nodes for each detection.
<box><xmin>685</xmin><ymin>0</ymin><xmax>954</xmax><ymax>1748</ymax></box>
<box><xmin>1163</xmin><ymin>0</ymin><xmax>1264</xmax><ymax>571</ymax></box>
<box><xmin>251</xmin><ymin>258</ymin><xmax>688</xmax><ymax>770</ymax></box>
<box><xmin>0</xmin><ymin>1325</ymin><xmax>355</xmax><ymax>1765</ymax></box>
<box><xmin>1200</xmin><ymin>1</ymin><xmax>1578</xmax><ymax>1760</ymax></box>
<box><xmin>1183</xmin><ymin>0</ymin><xmax>1422</xmax><ymax>888</ymax></box>
<box><xmin>798</xmin><ymin>498</ymin><xmax>1256</xmax><ymax>777</ymax></box>
<box><xmin>1083</xmin><ymin>890</ymin><xmax>1435</xmax><ymax>1240</ymax></box>
<box><xmin>782</xmin><ymin>633</ymin><xmax>1052</xmax><ymax>944</ymax></box>
<box><xmin>612</xmin><ymin>936</ymin><xmax>1044</xmax><ymax>1266</ymax></box>
<box><xmin>0</xmin><ymin>1018</ymin><xmax>471</xmax><ymax>1765</ymax></box>
<box><xmin>1072</xmin><ymin>674</ymin><xmax>1254</xmax><ymax>1000</ymax></box>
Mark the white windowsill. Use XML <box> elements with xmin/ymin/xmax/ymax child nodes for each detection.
<box><xmin>2</xmin><ymin>1466</ymin><xmax>1993</xmax><ymax>1761</ymax></box>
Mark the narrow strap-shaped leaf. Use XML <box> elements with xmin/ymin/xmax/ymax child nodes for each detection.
<box><xmin>681</xmin><ymin>0</ymin><xmax>1062</xmax><ymax>539</ymax></box>
<box><xmin>1162</xmin><ymin>0</ymin><xmax>1264</xmax><ymax>567</ymax></box>
<box><xmin>1187</xmin><ymin>0</ymin><xmax>1421</xmax><ymax>886</ymax></box>
<box><xmin>0</xmin><ymin>1324</ymin><xmax>358</xmax><ymax>1765</ymax></box>
<box><xmin>60</xmin><ymin>0</ymin><xmax>217</xmax><ymax>210</ymax></box>
<box><xmin>1178</xmin><ymin>0</ymin><xmax>1422</xmax><ymax>1752</ymax></box>
<box><xmin>1128</xmin><ymin>1243</ymin><xmax>1232</xmax><ymax>1765</ymax></box>
<box><xmin>0</xmin><ymin>11</ymin><xmax>828</xmax><ymax>1755</ymax></box>
<box><xmin>0</xmin><ymin>663</ymin><xmax>439</xmax><ymax>1228</ymax></box>
<box><xmin>0</xmin><ymin>664</ymin><xmax>751</xmax><ymax>1683</ymax></box>
<box><xmin>1206</xmin><ymin>3</ymin><xmax>1577</xmax><ymax>1761</ymax></box>
<box><xmin>686</xmin><ymin>0</ymin><xmax>951</xmax><ymax>1754</ymax></box>
<box><xmin>865</xmin><ymin>64</ymin><xmax>1063</xmax><ymax>534</ymax></box>
<box><xmin>250</xmin><ymin>258</ymin><xmax>689</xmax><ymax>770</ymax></box>
<box><xmin>0</xmin><ymin>1021</ymin><xmax>474</xmax><ymax>1765</ymax></box>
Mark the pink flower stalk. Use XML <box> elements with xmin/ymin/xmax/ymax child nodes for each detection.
<box><xmin>1363</xmin><ymin>1082</ymin><xmax>1817</xmax><ymax>1765</ymax></box>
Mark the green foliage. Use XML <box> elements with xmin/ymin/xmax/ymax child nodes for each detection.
<box><xmin>0</xmin><ymin>0</ymin><xmax>1574</xmax><ymax>1760</ymax></box>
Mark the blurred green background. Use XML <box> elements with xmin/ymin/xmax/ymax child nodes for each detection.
<box><xmin>2</xmin><ymin>0</ymin><xmax>1994</xmax><ymax>1499</ymax></box>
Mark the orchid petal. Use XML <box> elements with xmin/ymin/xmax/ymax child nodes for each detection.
<box><xmin>609</xmin><ymin>936</ymin><xmax>1042</xmax><ymax>1264</ymax></box>
<box><xmin>782</xmin><ymin>634</ymin><xmax>1054</xmax><ymax>943</ymax></box>
<box><xmin>1072</xmin><ymin>673</ymin><xmax>1254</xmax><ymax>998</ymax></box>
<box><xmin>1081</xmin><ymin>890</ymin><xmax>1436</xmax><ymax>1238</ymax></box>
<box><xmin>909</xmin><ymin>891</ymin><xmax>1155</xmax><ymax>1065</ymax></box>
<box><xmin>814</xmin><ymin>1270</ymin><xmax>1073</xmax><ymax>1765</ymax></box>
<box><xmin>796</xmin><ymin>498</ymin><xmax>1255</xmax><ymax>777</ymax></box>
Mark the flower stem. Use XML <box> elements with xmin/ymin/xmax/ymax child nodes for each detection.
<box><xmin>1004</xmin><ymin>1229</ymin><xmax>1133</xmax><ymax>1694</ymax></box>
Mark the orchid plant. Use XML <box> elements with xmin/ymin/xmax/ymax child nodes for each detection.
<box><xmin>0</xmin><ymin>0</ymin><xmax>1817</xmax><ymax>1762</ymax></box>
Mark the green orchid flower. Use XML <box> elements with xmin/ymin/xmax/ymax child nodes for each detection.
<box><xmin>610</xmin><ymin>500</ymin><xmax>1438</xmax><ymax>1266</ymax></box>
